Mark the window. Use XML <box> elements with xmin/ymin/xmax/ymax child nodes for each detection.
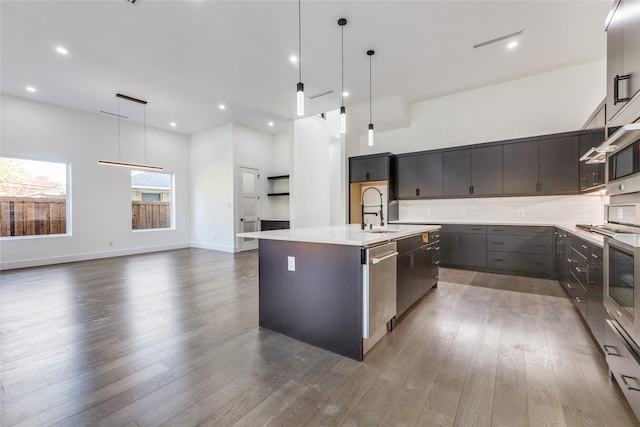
<box><xmin>0</xmin><ymin>157</ymin><xmax>68</xmax><ymax>237</ymax></box>
<box><xmin>131</xmin><ymin>170</ymin><xmax>172</xmax><ymax>230</ymax></box>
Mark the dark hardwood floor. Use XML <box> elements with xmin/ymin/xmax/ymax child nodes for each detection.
<box><xmin>1</xmin><ymin>248</ymin><xmax>638</xmax><ymax>426</ymax></box>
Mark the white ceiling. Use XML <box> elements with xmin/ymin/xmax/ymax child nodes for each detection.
<box><xmin>1</xmin><ymin>0</ymin><xmax>612</xmax><ymax>136</ymax></box>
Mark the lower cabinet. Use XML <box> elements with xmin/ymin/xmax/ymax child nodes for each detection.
<box><xmin>396</xmin><ymin>231</ymin><xmax>439</xmax><ymax>317</ymax></box>
<box><xmin>260</xmin><ymin>220</ymin><xmax>290</xmax><ymax>231</ymax></box>
<box><xmin>439</xmin><ymin>225</ymin><xmax>486</xmax><ymax>269</ymax></box>
<box><xmin>486</xmin><ymin>225</ymin><xmax>554</xmax><ymax>278</ymax></box>
<box><xmin>605</xmin><ymin>319</ymin><xmax>640</xmax><ymax>421</ymax></box>
<box><xmin>440</xmin><ymin>224</ymin><xmax>554</xmax><ymax>278</ymax></box>
<box><xmin>557</xmin><ymin>228</ymin><xmax>607</xmax><ymax>352</ymax></box>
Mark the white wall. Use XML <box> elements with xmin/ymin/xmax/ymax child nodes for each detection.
<box><xmin>290</xmin><ymin>117</ymin><xmax>331</xmax><ymax>228</ymax></box>
<box><xmin>190</xmin><ymin>123</ymin><xmax>235</xmax><ymax>252</ymax></box>
<box><xmin>355</xmin><ymin>60</ymin><xmax>606</xmax><ymax>155</ymax></box>
<box><xmin>0</xmin><ymin>95</ymin><xmax>191</xmax><ymax>269</ymax></box>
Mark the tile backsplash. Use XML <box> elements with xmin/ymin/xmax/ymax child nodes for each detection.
<box><xmin>399</xmin><ymin>193</ymin><xmax>608</xmax><ymax>226</ymax></box>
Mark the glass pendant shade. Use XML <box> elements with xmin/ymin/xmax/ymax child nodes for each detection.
<box><xmin>297</xmin><ymin>82</ymin><xmax>304</xmax><ymax>116</ymax></box>
<box><xmin>368</xmin><ymin>123</ymin><xmax>374</xmax><ymax>146</ymax></box>
<box><xmin>340</xmin><ymin>106</ymin><xmax>346</xmax><ymax>133</ymax></box>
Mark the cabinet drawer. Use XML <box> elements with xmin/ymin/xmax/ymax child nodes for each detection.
<box><xmin>591</xmin><ymin>246</ymin><xmax>604</xmax><ymax>269</ymax></box>
<box><xmin>396</xmin><ymin>234</ymin><xmax>426</xmax><ymax>254</ymax></box>
<box><xmin>487</xmin><ymin>225</ymin><xmax>552</xmax><ymax>237</ymax></box>
<box><xmin>487</xmin><ymin>234</ymin><xmax>552</xmax><ymax>254</ymax></box>
<box><xmin>571</xmin><ymin>239</ymin><xmax>591</xmax><ymax>258</ymax></box>
<box><xmin>487</xmin><ymin>251</ymin><xmax>553</xmax><ymax>276</ymax></box>
<box><xmin>440</xmin><ymin>224</ymin><xmax>486</xmax><ymax>234</ymax></box>
<box><xmin>605</xmin><ymin>320</ymin><xmax>640</xmax><ymax>421</ymax></box>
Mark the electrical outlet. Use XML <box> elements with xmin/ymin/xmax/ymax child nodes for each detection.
<box><xmin>518</xmin><ymin>209</ymin><xmax>525</xmax><ymax>217</ymax></box>
<box><xmin>459</xmin><ymin>208</ymin><xmax>466</xmax><ymax>217</ymax></box>
<box><xmin>425</xmin><ymin>208</ymin><xmax>431</xmax><ymax>216</ymax></box>
<box><xmin>287</xmin><ymin>256</ymin><xmax>295</xmax><ymax>272</ymax></box>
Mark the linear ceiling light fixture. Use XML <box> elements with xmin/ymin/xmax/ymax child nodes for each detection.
<box><xmin>473</xmin><ymin>30</ymin><xmax>523</xmax><ymax>49</ymax></box>
<box><xmin>367</xmin><ymin>49</ymin><xmax>375</xmax><ymax>146</ymax></box>
<box><xmin>338</xmin><ymin>18</ymin><xmax>348</xmax><ymax>134</ymax></box>
<box><xmin>98</xmin><ymin>93</ymin><xmax>163</xmax><ymax>171</ymax></box>
<box><xmin>296</xmin><ymin>0</ymin><xmax>304</xmax><ymax>116</ymax></box>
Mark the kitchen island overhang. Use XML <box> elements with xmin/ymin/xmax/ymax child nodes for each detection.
<box><xmin>239</xmin><ymin>224</ymin><xmax>440</xmax><ymax>361</ymax></box>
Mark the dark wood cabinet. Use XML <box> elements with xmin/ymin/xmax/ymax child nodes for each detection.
<box><xmin>538</xmin><ymin>136</ymin><xmax>579</xmax><ymax>194</ymax></box>
<box><xmin>503</xmin><ymin>136</ymin><xmax>579</xmax><ymax>195</ymax></box>
<box><xmin>439</xmin><ymin>225</ymin><xmax>487</xmax><ymax>269</ymax></box>
<box><xmin>587</xmin><ymin>245</ymin><xmax>605</xmax><ymax>350</ymax></box>
<box><xmin>349</xmin><ymin>153</ymin><xmax>392</xmax><ymax>183</ymax></box>
<box><xmin>607</xmin><ymin>0</ymin><xmax>640</xmax><ymax>122</ymax></box>
<box><xmin>579</xmin><ymin>129</ymin><xmax>606</xmax><ymax>191</ymax></box>
<box><xmin>471</xmin><ymin>145</ymin><xmax>503</xmax><ymax>196</ymax></box>
<box><xmin>443</xmin><ymin>150</ymin><xmax>471</xmax><ymax>196</ymax></box>
<box><xmin>486</xmin><ymin>226</ymin><xmax>554</xmax><ymax>278</ymax></box>
<box><xmin>397</xmin><ymin>153</ymin><xmax>443</xmax><ymax>198</ymax></box>
<box><xmin>396</xmin><ymin>232</ymin><xmax>439</xmax><ymax>317</ymax></box>
<box><xmin>503</xmin><ymin>141</ymin><xmax>539</xmax><ymax>194</ymax></box>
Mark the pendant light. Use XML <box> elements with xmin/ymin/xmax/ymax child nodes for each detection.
<box><xmin>338</xmin><ymin>18</ymin><xmax>347</xmax><ymax>133</ymax></box>
<box><xmin>296</xmin><ymin>0</ymin><xmax>304</xmax><ymax>116</ymax></box>
<box><xmin>98</xmin><ymin>93</ymin><xmax>163</xmax><ymax>171</ymax></box>
<box><xmin>367</xmin><ymin>50</ymin><xmax>375</xmax><ymax>146</ymax></box>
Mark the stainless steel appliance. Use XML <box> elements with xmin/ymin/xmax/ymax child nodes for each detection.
<box><xmin>578</xmin><ymin>203</ymin><xmax>640</xmax><ymax>346</ymax></box>
<box><xmin>362</xmin><ymin>241</ymin><xmax>397</xmax><ymax>340</ymax></box>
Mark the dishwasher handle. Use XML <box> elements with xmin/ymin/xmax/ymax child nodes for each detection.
<box><xmin>370</xmin><ymin>251</ymin><xmax>399</xmax><ymax>264</ymax></box>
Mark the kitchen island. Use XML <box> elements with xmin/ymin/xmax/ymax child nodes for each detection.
<box><xmin>239</xmin><ymin>223</ymin><xmax>440</xmax><ymax>361</ymax></box>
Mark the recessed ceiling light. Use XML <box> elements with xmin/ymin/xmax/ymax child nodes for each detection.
<box><xmin>290</xmin><ymin>55</ymin><xmax>298</xmax><ymax>63</ymax></box>
<box><xmin>218</xmin><ymin>104</ymin><xmax>226</xmax><ymax>110</ymax></box>
<box><xmin>268</xmin><ymin>121</ymin><xmax>274</xmax><ymax>127</ymax></box>
<box><xmin>342</xmin><ymin>91</ymin><xmax>349</xmax><ymax>97</ymax></box>
<box><xmin>170</xmin><ymin>122</ymin><xmax>177</xmax><ymax>127</ymax></box>
<box><xmin>26</xmin><ymin>86</ymin><xmax>37</xmax><ymax>93</ymax></box>
<box><xmin>55</xmin><ymin>46</ymin><xmax>68</xmax><ymax>55</ymax></box>
<box><xmin>507</xmin><ymin>41</ymin><xmax>518</xmax><ymax>49</ymax></box>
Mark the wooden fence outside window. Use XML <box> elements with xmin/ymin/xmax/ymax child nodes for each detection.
<box><xmin>132</xmin><ymin>201</ymin><xmax>171</xmax><ymax>230</ymax></box>
<box><xmin>0</xmin><ymin>197</ymin><xmax>66</xmax><ymax>237</ymax></box>
<box><xmin>0</xmin><ymin>198</ymin><xmax>170</xmax><ymax>236</ymax></box>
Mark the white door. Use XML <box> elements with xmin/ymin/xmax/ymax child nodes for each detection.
<box><xmin>238</xmin><ymin>167</ymin><xmax>260</xmax><ymax>251</ymax></box>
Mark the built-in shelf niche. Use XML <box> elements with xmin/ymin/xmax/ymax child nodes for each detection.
<box><xmin>267</xmin><ymin>175</ymin><xmax>290</xmax><ymax>196</ymax></box>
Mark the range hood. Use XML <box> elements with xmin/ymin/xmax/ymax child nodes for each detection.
<box><xmin>580</xmin><ymin>123</ymin><xmax>640</xmax><ymax>164</ymax></box>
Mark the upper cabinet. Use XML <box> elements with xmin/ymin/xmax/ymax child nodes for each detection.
<box><xmin>606</xmin><ymin>0</ymin><xmax>640</xmax><ymax>124</ymax></box>
<box><xmin>349</xmin><ymin>153</ymin><xmax>394</xmax><ymax>183</ymax></box>
<box><xmin>503</xmin><ymin>135</ymin><xmax>579</xmax><ymax>195</ymax></box>
<box><xmin>579</xmin><ymin>129</ymin><xmax>606</xmax><ymax>191</ymax></box>
<box><xmin>442</xmin><ymin>145</ymin><xmax>502</xmax><ymax>197</ymax></box>
<box><xmin>396</xmin><ymin>152</ymin><xmax>443</xmax><ymax>198</ymax></box>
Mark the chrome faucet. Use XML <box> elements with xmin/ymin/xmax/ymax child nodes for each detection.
<box><xmin>361</xmin><ymin>187</ymin><xmax>384</xmax><ymax>230</ymax></box>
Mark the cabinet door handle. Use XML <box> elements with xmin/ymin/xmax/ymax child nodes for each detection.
<box><xmin>416</xmin><ymin>188</ymin><xmax>420</xmax><ymax>197</ymax></box>
<box><xmin>604</xmin><ymin>345</ymin><xmax>620</xmax><ymax>357</ymax></box>
<box><xmin>614</xmin><ymin>74</ymin><xmax>631</xmax><ymax>105</ymax></box>
<box><xmin>575</xmin><ymin>296</ymin><xmax>585</xmax><ymax>304</ymax></box>
<box><xmin>575</xmin><ymin>266</ymin><xmax>588</xmax><ymax>273</ymax></box>
<box><xmin>620</xmin><ymin>374</ymin><xmax>640</xmax><ymax>392</ymax></box>
<box><xmin>366</xmin><ymin>172</ymin><xmax>370</xmax><ymax>181</ymax></box>
<box><xmin>492</xmin><ymin>242</ymin><xmax>505</xmax><ymax>245</ymax></box>
<box><xmin>493</xmin><ymin>258</ymin><xmax>504</xmax><ymax>262</ymax></box>
<box><xmin>581</xmin><ymin>244</ymin><xmax>587</xmax><ymax>249</ymax></box>
<box><xmin>469</xmin><ymin>185</ymin><xmax>474</xmax><ymax>195</ymax></box>
<box><xmin>566</xmin><ymin>283</ymin><xmax>576</xmax><ymax>289</ymax></box>
<box><xmin>592</xmin><ymin>253</ymin><xmax>600</xmax><ymax>259</ymax></box>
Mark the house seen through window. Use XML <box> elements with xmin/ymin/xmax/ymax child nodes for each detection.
<box><xmin>131</xmin><ymin>170</ymin><xmax>172</xmax><ymax>230</ymax></box>
<box><xmin>0</xmin><ymin>157</ymin><xmax>68</xmax><ymax>237</ymax></box>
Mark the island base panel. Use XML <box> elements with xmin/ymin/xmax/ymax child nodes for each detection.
<box><xmin>258</xmin><ymin>239</ymin><xmax>364</xmax><ymax>361</ymax></box>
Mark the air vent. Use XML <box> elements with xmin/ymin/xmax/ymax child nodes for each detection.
<box><xmin>473</xmin><ymin>30</ymin><xmax>523</xmax><ymax>49</ymax></box>
<box><xmin>309</xmin><ymin>90</ymin><xmax>334</xmax><ymax>100</ymax></box>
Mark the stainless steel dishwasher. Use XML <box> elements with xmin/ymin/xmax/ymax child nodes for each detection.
<box><xmin>363</xmin><ymin>241</ymin><xmax>398</xmax><ymax>338</ymax></box>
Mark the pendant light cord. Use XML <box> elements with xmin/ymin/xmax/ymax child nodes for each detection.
<box><xmin>143</xmin><ymin>104</ymin><xmax>147</xmax><ymax>165</ymax></box>
<box><xmin>369</xmin><ymin>54</ymin><xmax>372</xmax><ymax>123</ymax></box>
<box><xmin>298</xmin><ymin>0</ymin><xmax>302</xmax><ymax>82</ymax></box>
<box><xmin>341</xmin><ymin>24</ymin><xmax>344</xmax><ymax>106</ymax></box>
<box><xmin>118</xmin><ymin>98</ymin><xmax>121</xmax><ymax>161</ymax></box>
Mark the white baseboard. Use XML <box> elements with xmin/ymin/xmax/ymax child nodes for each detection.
<box><xmin>1</xmin><ymin>242</ymin><xmax>190</xmax><ymax>270</ymax></box>
<box><xmin>189</xmin><ymin>242</ymin><xmax>237</xmax><ymax>253</ymax></box>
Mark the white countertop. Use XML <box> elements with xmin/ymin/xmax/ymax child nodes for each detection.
<box><xmin>237</xmin><ymin>223</ymin><xmax>440</xmax><ymax>247</ymax></box>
